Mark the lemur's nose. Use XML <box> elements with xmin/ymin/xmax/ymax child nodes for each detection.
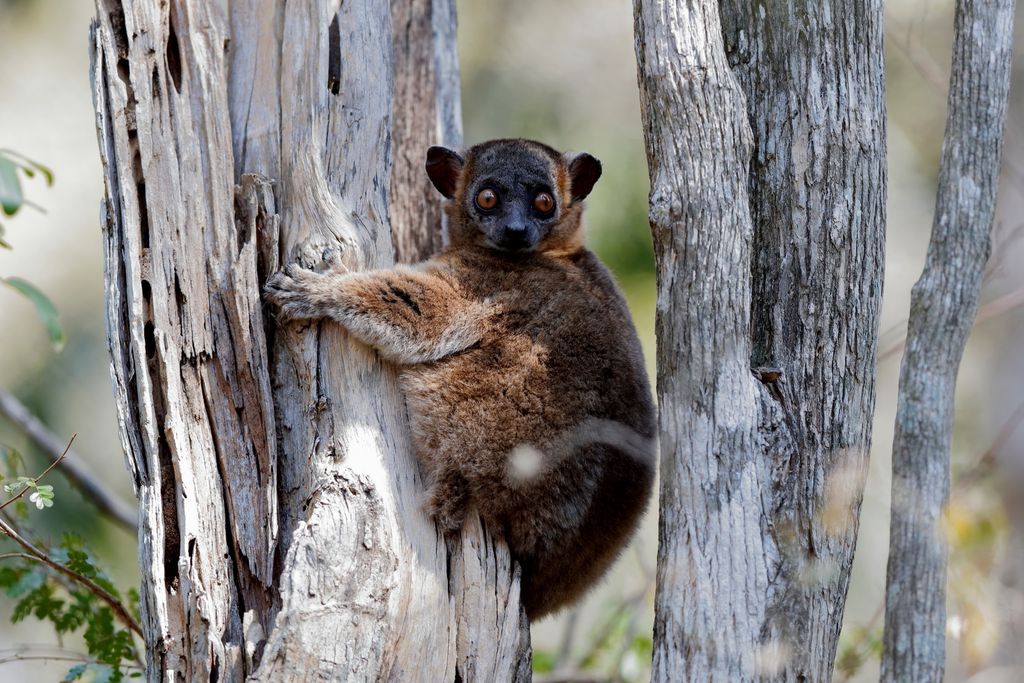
<box><xmin>501</xmin><ymin>224</ymin><xmax>530</xmax><ymax>248</ymax></box>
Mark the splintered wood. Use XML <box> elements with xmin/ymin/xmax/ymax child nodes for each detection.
<box><xmin>91</xmin><ymin>1</ymin><xmax>529</xmax><ymax>680</ymax></box>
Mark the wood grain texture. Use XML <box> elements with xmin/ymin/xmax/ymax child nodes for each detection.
<box><xmin>880</xmin><ymin>2</ymin><xmax>1016</xmax><ymax>681</ymax></box>
<box><xmin>719</xmin><ymin>1</ymin><xmax>888</xmax><ymax>678</ymax></box>
<box><xmin>389</xmin><ymin>0</ymin><xmax>462</xmax><ymax>262</ymax></box>
<box><xmin>91</xmin><ymin>1</ymin><xmax>528</xmax><ymax>680</ymax></box>
<box><xmin>634</xmin><ymin>0</ymin><xmax>886</xmax><ymax>679</ymax></box>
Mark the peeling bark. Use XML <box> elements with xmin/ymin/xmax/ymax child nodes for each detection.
<box><xmin>880</xmin><ymin>2</ymin><xmax>1016</xmax><ymax>681</ymax></box>
<box><xmin>91</xmin><ymin>1</ymin><xmax>529</xmax><ymax>680</ymax></box>
<box><xmin>634</xmin><ymin>0</ymin><xmax>886</xmax><ymax>679</ymax></box>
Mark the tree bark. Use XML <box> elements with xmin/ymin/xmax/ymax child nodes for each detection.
<box><xmin>880</xmin><ymin>2</ymin><xmax>1016</xmax><ymax>681</ymax></box>
<box><xmin>90</xmin><ymin>1</ymin><xmax>529</xmax><ymax>681</ymax></box>
<box><xmin>634</xmin><ymin>0</ymin><xmax>886</xmax><ymax>680</ymax></box>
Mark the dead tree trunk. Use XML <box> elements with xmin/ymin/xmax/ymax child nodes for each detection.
<box><xmin>90</xmin><ymin>1</ymin><xmax>529</xmax><ymax>680</ymax></box>
<box><xmin>880</xmin><ymin>2</ymin><xmax>1016</xmax><ymax>681</ymax></box>
<box><xmin>634</xmin><ymin>0</ymin><xmax>886</xmax><ymax>680</ymax></box>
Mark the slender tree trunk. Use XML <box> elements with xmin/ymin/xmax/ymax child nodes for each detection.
<box><xmin>880</xmin><ymin>1</ymin><xmax>1016</xmax><ymax>681</ymax></box>
<box><xmin>634</xmin><ymin>0</ymin><xmax>886</xmax><ymax>679</ymax></box>
<box><xmin>90</xmin><ymin>1</ymin><xmax>529</xmax><ymax>680</ymax></box>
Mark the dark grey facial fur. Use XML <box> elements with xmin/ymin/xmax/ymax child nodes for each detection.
<box><xmin>464</xmin><ymin>142</ymin><xmax>560</xmax><ymax>253</ymax></box>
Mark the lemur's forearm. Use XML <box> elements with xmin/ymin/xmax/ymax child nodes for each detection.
<box><xmin>265</xmin><ymin>264</ymin><xmax>490</xmax><ymax>365</ymax></box>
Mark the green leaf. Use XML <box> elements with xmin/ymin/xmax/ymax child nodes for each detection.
<box><xmin>0</xmin><ymin>150</ymin><xmax>55</xmax><ymax>186</ymax></box>
<box><xmin>2</xmin><ymin>276</ymin><xmax>65</xmax><ymax>351</ymax></box>
<box><xmin>0</xmin><ymin>222</ymin><xmax>11</xmax><ymax>249</ymax></box>
<box><xmin>0</xmin><ymin>156</ymin><xmax>23</xmax><ymax>216</ymax></box>
<box><xmin>29</xmin><ymin>489</ymin><xmax>54</xmax><ymax>509</ymax></box>
<box><xmin>28</xmin><ymin>159</ymin><xmax>55</xmax><ymax>187</ymax></box>
<box><xmin>4</xmin><ymin>475</ymin><xmax>35</xmax><ymax>493</ymax></box>
<box><xmin>12</xmin><ymin>580</ymin><xmax>63</xmax><ymax>623</ymax></box>
<box><xmin>0</xmin><ymin>566</ymin><xmax>24</xmax><ymax>591</ymax></box>
<box><xmin>0</xmin><ymin>535</ymin><xmax>140</xmax><ymax>678</ymax></box>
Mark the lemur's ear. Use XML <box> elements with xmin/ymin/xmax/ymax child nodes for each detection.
<box><xmin>567</xmin><ymin>153</ymin><xmax>602</xmax><ymax>203</ymax></box>
<box><xmin>426</xmin><ymin>146</ymin><xmax>464</xmax><ymax>199</ymax></box>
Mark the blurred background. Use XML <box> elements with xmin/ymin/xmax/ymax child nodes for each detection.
<box><xmin>1</xmin><ymin>0</ymin><xmax>1022</xmax><ymax>680</ymax></box>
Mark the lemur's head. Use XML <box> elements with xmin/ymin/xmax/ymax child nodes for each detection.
<box><xmin>425</xmin><ymin>138</ymin><xmax>601</xmax><ymax>255</ymax></box>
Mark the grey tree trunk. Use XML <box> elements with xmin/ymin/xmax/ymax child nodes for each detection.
<box><xmin>880</xmin><ymin>1</ymin><xmax>1016</xmax><ymax>681</ymax></box>
<box><xmin>634</xmin><ymin>0</ymin><xmax>886</xmax><ymax>680</ymax></box>
<box><xmin>89</xmin><ymin>1</ymin><xmax>530</xmax><ymax>681</ymax></box>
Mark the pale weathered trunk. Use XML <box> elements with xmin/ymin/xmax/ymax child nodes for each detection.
<box><xmin>90</xmin><ymin>1</ymin><xmax>529</xmax><ymax>680</ymax></box>
<box><xmin>880</xmin><ymin>1</ymin><xmax>1016</xmax><ymax>681</ymax></box>
<box><xmin>634</xmin><ymin>0</ymin><xmax>886</xmax><ymax>680</ymax></box>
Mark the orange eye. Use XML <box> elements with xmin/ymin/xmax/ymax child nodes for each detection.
<box><xmin>533</xmin><ymin>192</ymin><xmax>554</xmax><ymax>214</ymax></box>
<box><xmin>476</xmin><ymin>188</ymin><xmax>498</xmax><ymax>210</ymax></box>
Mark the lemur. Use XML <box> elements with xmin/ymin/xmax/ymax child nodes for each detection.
<box><xmin>264</xmin><ymin>138</ymin><xmax>656</xmax><ymax>619</ymax></box>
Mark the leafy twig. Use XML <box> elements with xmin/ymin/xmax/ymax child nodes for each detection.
<box><xmin>0</xmin><ymin>435</ymin><xmax>142</xmax><ymax>639</ymax></box>
<box><xmin>0</xmin><ymin>644</ymin><xmax>141</xmax><ymax>669</ymax></box>
<box><xmin>0</xmin><ymin>516</ymin><xmax>143</xmax><ymax>639</ymax></box>
<box><xmin>0</xmin><ymin>433</ymin><xmax>74</xmax><ymax>513</ymax></box>
<box><xmin>0</xmin><ymin>389</ymin><xmax>137</xmax><ymax>531</ymax></box>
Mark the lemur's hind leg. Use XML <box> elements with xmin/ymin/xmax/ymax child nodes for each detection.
<box><xmin>425</xmin><ymin>467</ymin><xmax>471</xmax><ymax>536</ymax></box>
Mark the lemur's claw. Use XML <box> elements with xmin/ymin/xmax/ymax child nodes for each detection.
<box><xmin>263</xmin><ymin>266</ymin><xmax>324</xmax><ymax>322</ymax></box>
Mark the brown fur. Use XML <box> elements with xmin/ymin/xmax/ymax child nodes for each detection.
<box><xmin>265</xmin><ymin>139</ymin><xmax>655</xmax><ymax>619</ymax></box>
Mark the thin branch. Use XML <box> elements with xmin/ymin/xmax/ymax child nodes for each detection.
<box><xmin>884</xmin><ymin>9</ymin><xmax>1024</xmax><ymax>199</ymax></box>
<box><xmin>0</xmin><ymin>551</ymin><xmax>42</xmax><ymax>562</ymax></box>
<box><xmin>0</xmin><ymin>387</ymin><xmax>136</xmax><ymax>531</ymax></box>
<box><xmin>0</xmin><ymin>527</ymin><xmax>94</xmax><ymax>601</ymax></box>
<box><xmin>0</xmin><ymin>433</ymin><xmax>73</xmax><ymax>513</ymax></box>
<box><xmin>0</xmin><ymin>515</ymin><xmax>143</xmax><ymax>668</ymax></box>
<box><xmin>880</xmin><ymin>0</ymin><xmax>1016</xmax><ymax>679</ymax></box>
<box><xmin>885</xmin><ymin>10</ymin><xmax>947</xmax><ymax>92</ymax></box>
<box><xmin>954</xmin><ymin>397</ymin><xmax>1024</xmax><ymax>488</ymax></box>
<box><xmin>878</xmin><ymin>285</ymin><xmax>1024</xmax><ymax>363</ymax></box>
<box><xmin>0</xmin><ymin>509</ymin><xmax>142</xmax><ymax>638</ymax></box>
<box><xmin>0</xmin><ymin>646</ymin><xmax>142</xmax><ymax>670</ymax></box>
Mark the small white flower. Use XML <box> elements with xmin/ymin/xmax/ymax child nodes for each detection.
<box><xmin>29</xmin><ymin>491</ymin><xmax>52</xmax><ymax>509</ymax></box>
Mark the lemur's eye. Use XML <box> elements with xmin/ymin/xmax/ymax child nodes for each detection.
<box><xmin>533</xmin><ymin>192</ymin><xmax>554</xmax><ymax>215</ymax></box>
<box><xmin>476</xmin><ymin>188</ymin><xmax>498</xmax><ymax>211</ymax></box>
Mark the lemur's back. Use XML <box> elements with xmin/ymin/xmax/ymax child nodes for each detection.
<box><xmin>400</xmin><ymin>246</ymin><xmax>655</xmax><ymax>617</ymax></box>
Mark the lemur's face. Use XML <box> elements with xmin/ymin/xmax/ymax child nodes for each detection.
<box><xmin>462</xmin><ymin>145</ymin><xmax>559</xmax><ymax>252</ymax></box>
<box><xmin>426</xmin><ymin>139</ymin><xmax>601</xmax><ymax>255</ymax></box>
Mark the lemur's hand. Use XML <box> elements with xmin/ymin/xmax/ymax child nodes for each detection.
<box><xmin>263</xmin><ymin>264</ymin><xmax>332</xmax><ymax>322</ymax></box>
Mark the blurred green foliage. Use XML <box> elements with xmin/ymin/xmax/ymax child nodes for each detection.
<box><xmin>0</xmin><ymin>146</ymin><xmax>138</xmax><ymax>678</ymax></box>
<box><xmin>0</xmin><ymin>150</ymin><xmax>64</xmax><ymax>351</ymax></box>
<box><xmin>0</xmin><ymin>446</ymin><xmax>142</xmax><ymax>680</ymax></box>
